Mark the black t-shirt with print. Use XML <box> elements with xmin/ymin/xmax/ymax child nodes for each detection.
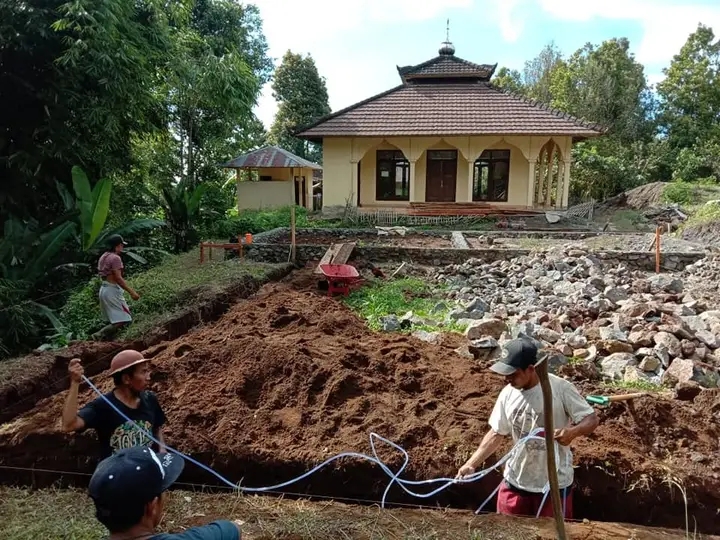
<box><xmin>77</xmin><ymin>390</ymin><xmax>166</xmax><ymax>459</ymax></box>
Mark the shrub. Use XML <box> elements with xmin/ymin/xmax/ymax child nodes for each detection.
<box><xmin>662</xmin><ymin>181</ymin><xmax>695</xmax><ymax>206</ymax></box>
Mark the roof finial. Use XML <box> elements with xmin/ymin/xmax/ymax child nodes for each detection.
<box><xmin>439</xmin><ymin>19</ymin><xmax>455</xmax><ymax>56</ymax></box>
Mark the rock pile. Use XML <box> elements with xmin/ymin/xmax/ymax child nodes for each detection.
<box><xmin>433</xmin><ymin>248</ymin><xmax>720</xmax><ymax>391</ymax></box>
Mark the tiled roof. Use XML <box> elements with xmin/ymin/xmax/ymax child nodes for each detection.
<box><xmin>220</xmin><ymin>145</ymin><xmax>321</xmax><ymax>169</ymax></box>
<box><xmin>297</xmin><ymin>82</ymin><xmax>604</xmax><ymax>140</ymax></box>
<box><xmin>397</xmin><ymin>55</ymin><xmax>497</xmax><ymax>81</ymax></box>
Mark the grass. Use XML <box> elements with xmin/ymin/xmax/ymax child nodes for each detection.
<box><xmin>0</xmin><ymin>486</ymin><xmax>694</xmax><ymax>540</ymax></box>
<box><xmin>603</xmin><ymin>379</ymin><xmax>664</xmax><ymax>392</ymax></box>
<box><xmin>60</xmin><ymin>247</ymin><xmax>282</xmax><ymax>341</ymax></box>
<box><xmin>0</xmin><ymin>487</ymin><xmax>537</xmax><ymax>540</ymax></box>
<box><xmin>343</xmin><ymin>277</ymin><xmax>464</xmax><ymax>333</ymax></box>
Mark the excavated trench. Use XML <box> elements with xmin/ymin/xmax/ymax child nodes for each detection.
<box><xmin>0</xmin><ymin>265</ymin><xmax>293</xmax><ymax>424</ymax></box>
<box><xmin>2</xmin><ymin>441</ymin><xmax>718</xmax><ymax>535</ymax></box>
<box><xmin>2</xmin><ymin>269</ymin><xmax>719</xmax><ymax>536</ymax></box>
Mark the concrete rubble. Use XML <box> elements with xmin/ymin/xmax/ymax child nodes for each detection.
<box><xmin>425</xmin><ymin>248</ymin><xmax>720</xmax><ymax>390</ymax></box>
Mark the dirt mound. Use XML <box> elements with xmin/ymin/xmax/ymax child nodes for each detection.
<box><xmin>1</xmin><ymin>278</ymin><xmax>720</xmax><ymax>532</ymax></box>
<box><xmin>682</xmin><ymin>220</ymin><xmax>720</xmax><ymax>247</ymax></box>
<box><xmin>599</xmin><ymin>182</ymin><xmax>668</xmax><ymax>210</ymax></box>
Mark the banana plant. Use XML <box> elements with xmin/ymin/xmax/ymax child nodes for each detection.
<box><xmin>145</xmin><ymin>179</ymin><xmax>206</xmax><ymax>252</ymax></box>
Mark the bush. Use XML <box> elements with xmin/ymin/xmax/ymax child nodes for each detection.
<box><xmin>662</xmin><ymin>181</ymin><xmax>695</xmax><ymax>205</ymax></box>
<box><xmin>61</xmin><ymin>249</ymin><xmax>276</xmax><ymax>339</ymax></box>
<box><xmin>212</xmin><ymin>206</ymin><xmax>310</xmax><ymax>239</ymax></box>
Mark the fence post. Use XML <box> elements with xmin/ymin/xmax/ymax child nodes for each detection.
<box><xmin>200</xmin><ymin>243</ymin><xmax>204</xmax><ymax>264</ymax></box>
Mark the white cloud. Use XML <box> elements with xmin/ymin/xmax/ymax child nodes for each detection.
<box><xmin>497</xmin><ymin>0</ymin><xmax>523</xmax><ymax>42</ymax></box>
<box><xmin>537</xmin><ymin>0</ymin><xmax>720</xmax><ymax>65</ymax></box>
<box><xmin>251</xmin><ymin>0</ymin><xmax>474</xmax><ymax>127</ymax></box>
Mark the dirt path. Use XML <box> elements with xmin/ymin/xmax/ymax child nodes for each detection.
<box><xmin>1</xmin><ymin>274</ymin><xmax>719</xmax><ymax>533</ymax></box>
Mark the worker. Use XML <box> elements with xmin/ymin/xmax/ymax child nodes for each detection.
<box><xmin>89</xmin><ymin>446</ymin><xmax>243</xmax><ymax>539</ymax></box>
<box><xmin>62</xmin><ymin>350</ymin><xmax>167</xmax><ymax>459</ymax></box>
<box><xmin>456</xmin><ymin>337</ymin><xmax>599</xmax><ymax>518</ymax></box>
<box><xmin>93</xmin><ymin>234</ymin><xmax>140</xmax><ymax>341</ymax></box>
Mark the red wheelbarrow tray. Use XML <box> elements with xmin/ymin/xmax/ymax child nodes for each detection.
<box><xmin>318</xmin><ymin>264</ymin><xmax>361</xmax><ymax>280</ymax></box>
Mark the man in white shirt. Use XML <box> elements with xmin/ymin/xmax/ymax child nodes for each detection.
<box><xmin>456</xmin><ymin>337</ymin><xmax>599</xmax><ymax>518</ymax></box>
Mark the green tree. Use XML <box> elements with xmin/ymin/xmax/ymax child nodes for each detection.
<box><xmin>0</xmin><ymin>0</ymin><xmax>178</xmax><ymax>224</ymax></box>
<box><xmin>523</xmin><ymin>42</ymin><xmax>564</xmax><ymax>103</ymax></box>
<box><xmin>550</xmin><ymin>38</ymin><xmax>653</xmax><ymax>142</ymax></box>
<box><xmin>492</xmin><ymin>67</ymin><xmax>525</xmax><ymax>94</ymax></box>
<box><xmin>657</xmin><ymin>24</ymin><xmax>720</xmax><ymax>152</ymax></box>
<box><xmin>268</xmin><ymin>51</ymin><xmax>331</xmax><ymax>162</ymax></box>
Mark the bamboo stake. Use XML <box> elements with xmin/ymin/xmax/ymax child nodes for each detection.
<box><xmin>655</xmin><ymin>226</ymin><xmax>661</xmax><ymax>273</ymax></box>
<box><xmin>535</xmin><ymin>357</ymin><xmax>568</xmax><ymax>540</ymax></box>
<box><xmin>290</xmin><ymin>203</ymin><xmax>297</xmax><ymax>263</ymax></box>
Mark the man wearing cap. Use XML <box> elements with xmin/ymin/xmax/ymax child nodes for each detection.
<box><xmin>89</xmin><ymin>446</ymin><xmax>242</xmax><ymax>539</ymax></box>
<box><xmin>94</xmin><ymin>234</ymin><xmax>140</xmax><ymax>340</ymax></box>
<box><xmin>62</xmin><ymin>350</ymin><xmax>167</xmax><ymax>459</ymax></box>
<box><xmin>456</xmin><ymin>337</ymin><xmax>599</xmax><ymax>518</ymax></box>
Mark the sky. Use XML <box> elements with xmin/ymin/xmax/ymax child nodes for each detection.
<box><xmin>250</xmin><ymin>0</ymin><xmax>720</xmax><ymax>128</ymax></box>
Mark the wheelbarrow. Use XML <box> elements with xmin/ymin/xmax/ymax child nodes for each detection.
<box><xmin>318</xmin><ymin>264</ymin><xmax>363</xmax><ymax>297</ymax></box>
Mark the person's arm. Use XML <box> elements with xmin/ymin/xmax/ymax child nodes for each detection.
<box><xmin>61</xmin><ymin>359</ymin><xmax>86</xmax><ymax>432</ymax></box>
<box><xmin>456</xmin><ymin>389</ymin><xmax>511</xmax><ymax>478</ymax></box>
<box><xmin>457</xmin><ymin>428</ymin><xmax>506</xmax><ymax>478</ymax></box>
<box><xmin>110</xmin><ymin>267</ymin><xmax>139</xmax><ymax>300</ymax></box>
<box><xmin>554</xmin><ymin>381</ymin><xmax>600</xmax><ymax>446</ymax></box>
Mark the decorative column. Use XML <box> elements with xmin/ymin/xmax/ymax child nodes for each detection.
<box><xmin>544</xmin><ymin>149</ymin><xmax>554</xmax><ymax>207</ymax></box>
<box><xmin>527</xmin><ymin>159</ymin><xmax>537</xmax><ymax>209</ymax></box>
<box><xmin>409</xmin><ymin>160</ymin><xmax>417</xmax><ymax>202</ymax></box>
<box><xmin>562</xmin><ymin>159</ymin><xmax>571</xmax><ymax>208</ymax></box>
<box><xmin>350</xmin><ymin>160</ymin><xmax>359</xmax><ymax>207</ymax></box>
<box><xmin>468</xmin><ymin>159</ymin><xmax>475</xmax><ymax>202</ymax></box>
<box><xmin>555</xmin><ymin>160</ymin><xmax>565</xmax><ymax>209</ymax></box>
<box><xmin>537</xmin><ymin>149</ymin><xmax>547</xmax><ymax>208</ymax></box>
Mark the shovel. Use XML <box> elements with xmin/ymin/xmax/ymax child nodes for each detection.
<box><xmin>586</xmin><ymin>392</ymin><xmax>646</xmax><ymax>406</ymax></box>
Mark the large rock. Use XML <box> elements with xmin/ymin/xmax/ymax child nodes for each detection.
<box><xmin>653</xmin><ymin>332</ymin><xmax>682</xmax><ymax>358</ymax></box>
<box><xmin>628</xmin><ymin>330</ymin><xmax>654</xmax><ymax>349</ymax></box>
<box><xmin>624</xmin><ymin>366</ymin><xmax>657</xmax><ymax>385</ymax></box>
<box><xmin>597</xmin><ymin>340</ymin><xmax>634</xmax><ymax>355</ymax></box>
<box><xmin>648</xmin><ymin>275</ymin><xmax>684</xmax><ymax>294</ymax></box>
<box><xmin>465</xmin><ymin>319</ymin><xmax>508</xmax><ymax>340</ymax></box>
<box><xmin>601</xmin><ymin>353</ymin><xmax>638</xmax><ymax>380</ymax></box>
<box><xmin>599</xmin><ymin>326</ymin><xmax>628</xmax><ymax>342</ymax></box>
<box><xmin>654</xmin><ymin>343</ymin><xmax>671</xmax><ymax>368</ymax></box>
<box><xmin>380</xmin><ymin>315</ymin><xmax>401</xmax><ymax>332</ymax></box>
<box><xmin>567</xmin><ymin>334</ymin><xmax>587</xmax><ymax>348</ymax></box>
<box><xmin>535</xmin><ymin>326</ymin><xmax>562</xmax><ymax>343</ymax></box>
<box><xmin>639</xmin><ymin>355</ymin><xmax>661</xmax><ymax>372</ymax></box>
<box><xmin>696</xmin><ymin>330</ymin><xmax>720</xmax><ymax>349</ymax></box>
<box><xmin>662</xmin><ymin>358</ymin><xmax>720</xmax><ymax>388</ymax></box>
<box><xmin>604</xmin><ymin>287</ymin><xmax>629</xmax><ymax>303</ymax></box>
<box><xmin>412</xmin><ymin>330</ymin><xmax>441</xmax><ymax>344</ymax></box>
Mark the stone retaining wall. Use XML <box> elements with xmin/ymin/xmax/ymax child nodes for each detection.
<box><xmin>246</xmin><ymin>241</ymin><xmax>705</xmax><ymax>272</ymax></box>
<box><xmin>251</xmin><ymin>227</ymin><xmax>640</xmax><ymax>242</ymax></box>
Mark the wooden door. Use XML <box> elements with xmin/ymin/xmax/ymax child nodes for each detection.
<box><xmin>425</xmin><ymin>150</ymin><xmax>457</xmax><ymax>202</ymax></box>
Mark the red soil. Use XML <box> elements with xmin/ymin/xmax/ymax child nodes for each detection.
<box><xmin>1</xmin><ymin>273</ymin><xmax>719</xmax><ymax>532</ymax></box>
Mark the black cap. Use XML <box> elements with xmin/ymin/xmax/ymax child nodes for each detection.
<box><xmin>489</xmin><ymin>338</ymin><xmax>539</xmax><ymax>375</ymax></box>
<box><xmin>89</xmin><ymin>447</ymin><xmax>184</xmax><ymax>511</ymax></box>
<box><xmin>107</xmin><ymin>234</ymin><xmax>128</xmax><ymax>248</ymax></box>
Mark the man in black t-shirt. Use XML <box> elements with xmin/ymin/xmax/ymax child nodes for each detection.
<box><xmin>62</xmin><ymin>349</ymin><xmax>167</xmax><ymax>458</ymax></box>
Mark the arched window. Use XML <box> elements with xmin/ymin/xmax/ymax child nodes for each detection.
<box><xmin>376</xmin><ymin>150</ymin><xmax>409</xmax><ymax>201</ymax></box>
<box><xmin>473</xmin><ymin>150</ymin><xmax>510</xmax><ymax>202</ymax></box>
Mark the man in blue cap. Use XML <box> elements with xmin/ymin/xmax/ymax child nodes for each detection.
<box><xmin>455</xmin><ymin>337</ymin><xmax>599</xmax><ymax>518</ymax></box>
<box><xmin>89</xmin><ymin>446</ymin><xmax>242</xmax><ymax>539</ymax></box>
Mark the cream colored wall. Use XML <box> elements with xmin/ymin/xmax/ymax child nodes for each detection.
<box><xmin>321</xmin><ymin>136</ymin><xmax>573</xmax><ymax>208</ymax></box>
<box><xmin>236</xmin><ymin>166</ymin><xmax>316</xmax><ymax>210</ymax></box>
<box><xmin>237</xmin><ymin>180</ymin><xmax>293</xmax><ymax>210</ymax></box>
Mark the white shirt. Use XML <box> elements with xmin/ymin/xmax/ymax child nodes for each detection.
<box><xmin>488</xmin><ymin>374</ymin><xmax>594</xmax><ymax>493</ymax></box>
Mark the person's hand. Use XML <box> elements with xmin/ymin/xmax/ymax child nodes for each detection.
<box><xmin>554</xmin><ymin>426</ymin><xmax>577</xmax><ymax>446</ymax></box>
<box><xmin>68</xmin><ymin>358</ymin><xmax>84</xmax><ymax>385</ymax></box>
<box><xmin>130</xmin><ymin>291</ymin><xmax>140</xmax><ymax>301</ymax></box>
<box><xmin>456</xmin><ymin>464</ymin><xmax>475</xmax><ymax>479</ymax></box>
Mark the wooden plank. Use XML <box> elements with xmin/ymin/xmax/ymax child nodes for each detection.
<box><xmin>331</xmin><ymin>242</ymin><xmax>356</xmax><ymax>265</ymax></box>
<box><xmin>314</xmin><ymin>243</ymin><xmax>340</xmax><ymax>274</ymax></box>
